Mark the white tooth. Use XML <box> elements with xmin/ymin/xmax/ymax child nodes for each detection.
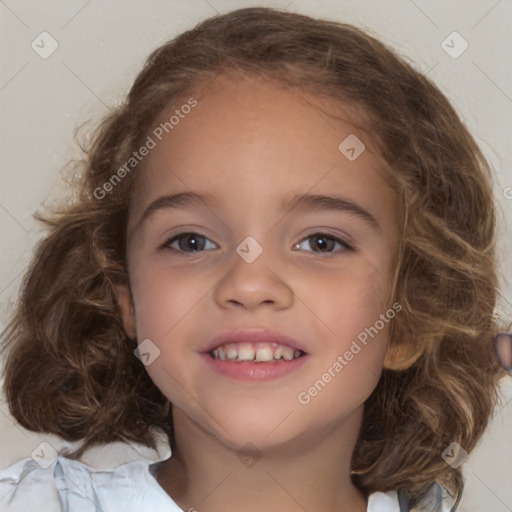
<box><xmin>274</xmin><ymin>346</ymin><xmax>283</xmax><ymax>360</ymax></box>
<box><xmin>237</xmin><ymin>344</ymin><xmax>255</xmax><ymax>361</ymax></box>
<box><xmin>294</xmin><ymin>350</ymin><xmax>302</xmax><ymax>359</ymax></box>
<box><xmin>217</xmin><ymin>347</ymin><xmax>227</xmax><ymax>361</ymax></box>
<box><xmin>211</xmin><ymin>349</ymin><xmax>219</xmax><ymax>357</ymax></box>
<box><xmin>281</xmin><ymin>347</ymin><xmax>295</xmax><ymax>361</ymax></box>
<box><xmin>226</xmin><ymin>345</ymin><xmax>238</xmax><ymax>360</ymax></box>
<box><xmin>255</xmin><ymin>346</ymin><xmax>274</xmax><ymax>362</ymax></box>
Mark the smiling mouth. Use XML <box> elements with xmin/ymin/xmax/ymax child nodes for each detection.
<box><xmin>210</xmin><ymin>342</ymin><xmax>306</xmax><ymax>363</ymax></box>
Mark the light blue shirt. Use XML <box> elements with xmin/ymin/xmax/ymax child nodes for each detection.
<box><xmin>0</xmin><ymin>435</ymin><xmax>455</xmax><ymax>511</ymax></box>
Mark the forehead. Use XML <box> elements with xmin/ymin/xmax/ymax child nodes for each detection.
<box><xmin>129</xmin><ymin>73</ymin><xmax>396</xmax><ymax>226</ymax></box>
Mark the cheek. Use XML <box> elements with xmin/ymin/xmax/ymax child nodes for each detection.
<box><xmin>130</xmin><ymin>259</ymin><xmax>209</xmax><ymax>340</ymax></box>
<box><xmin>298</xmin><ymin>263</ymin><xmax>392</xmax><ymax>397</ymax></box>
<box><xmin>128</xmin><ymin>261</ymin><xmax>211</xmax><ymax>404</ymax></box>
<box><xmin>143</xmin><ymin>359</ymin><xmax>185</xmax><ymax>406</ymax></box>
<box><xmin>302</xmin><ymin>255</ymin><xmax>393</xmax><ymax>335</ymax></box>
<box><xmin>297</xmin><ymin>299</ymin><xmax>390</xmax><ymax>419</ymax></box>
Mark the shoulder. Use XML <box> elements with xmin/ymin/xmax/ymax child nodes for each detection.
<box><xmin>0</xmin><ymin>436</ymin><xmax>182</xmax><ymax>512</ymax></box>
<box><xmin>0</xmin><ymin>457</ymin><xmax>61</xmax><ymax>512</ymax></box>
<box><xmin>367</xmin><ymin>490</ymin><xmax>402</xmax><ymax>511</ymax></box>
<box><xmin>367</xmin><ymin>484</ymin><xmax>459</xmax><ymax>512</ymax></box>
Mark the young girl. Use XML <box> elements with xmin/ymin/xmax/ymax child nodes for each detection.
<box><xmin>0</xmin><ymin>7</ymin><xmax>506</xmax><ymax>512</ymax></box>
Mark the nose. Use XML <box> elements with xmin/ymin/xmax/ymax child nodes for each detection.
<box><xmin>213</xmin><ymin>244</ymin><xmax>295</xmax><ymax>311</ymax></box>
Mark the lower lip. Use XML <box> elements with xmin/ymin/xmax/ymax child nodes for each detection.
<box><xmin>201</xmin><ymin>353</ymin><xmax>309</xmax><ymax>380</ymax></box>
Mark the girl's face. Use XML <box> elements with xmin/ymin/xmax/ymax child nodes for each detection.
<box><xmin>118</xmin><ymin>73</ymin><xmax>399</xmax><ymax>451</ymax></box>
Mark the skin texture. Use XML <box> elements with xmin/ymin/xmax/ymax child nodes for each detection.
<box><xmin>116</xmin><ymin>73</ymin><xmax>400</xmax><ymax>512</ymax></box>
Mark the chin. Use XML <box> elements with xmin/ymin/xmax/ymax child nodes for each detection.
<box><xmin>216</xmin><ymin>405</ymin><xmax>311</xmax><ymax>449</ymax></box>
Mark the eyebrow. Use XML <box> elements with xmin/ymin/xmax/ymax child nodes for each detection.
<box><xmin>137</xmin><ymin>191</ymin><xmax>380</xmax><ymax>229</ymax></box>
<box><xmin>280</xmin><ymin>192</ymin><xmax>379</xmax><ymax>228</ymax></box>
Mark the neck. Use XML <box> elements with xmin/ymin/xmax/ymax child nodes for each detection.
<box><xmin>156</xmin><ymin>406</ymin><xmax>368</xmax><ymax>512</ymax></box>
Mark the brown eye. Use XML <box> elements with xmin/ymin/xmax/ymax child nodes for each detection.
<box><xmin>161</xmin><ymin>232</ymin><xmax>217</xmax><ymax>253</ymax></box>
<box><xmin>295</xmin><ymin>233</ymin><xmax>353</xmax><ymax>255</ymax></box>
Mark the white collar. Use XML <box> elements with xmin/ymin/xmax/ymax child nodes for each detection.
<box><xmin>52</xmin><ymin>428</ymin><xmax>172</xmax><ymax>471</ymax></box>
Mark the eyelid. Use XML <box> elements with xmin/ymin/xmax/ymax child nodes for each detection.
<box><xmin>300</xmin><ymin>228</ymin><xmax>354</xmax><ymax>245</ymax></box>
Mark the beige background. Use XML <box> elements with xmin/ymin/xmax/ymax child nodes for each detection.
<box><xmin>1</xmin><ymin>1</ymin><xmax>511</xmax><ymax>510</ymax></box>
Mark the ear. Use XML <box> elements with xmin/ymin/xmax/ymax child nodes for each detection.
<box><xmin>114</xmin><ymin>284</ymin><xmax>137</xmax><ymax>339</ymax></box>
<box><xmin>383</xmin><ymin>341</ymin><xmax>423</xmax><ymax>370</ymax></box>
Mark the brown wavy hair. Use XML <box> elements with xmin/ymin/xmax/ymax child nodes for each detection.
<box><xmin>1</xmin><ymin>7</ymin><xmax>503</xmax><ymax>507</ymax></box>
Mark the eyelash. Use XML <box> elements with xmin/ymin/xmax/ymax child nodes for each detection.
<box><xmin>159</xmin><ymin>231</ymin><xmax>354</xmax><ymax>257</ymax></box>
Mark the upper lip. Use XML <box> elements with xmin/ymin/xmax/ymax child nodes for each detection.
<box><xmin>200</xmin><ymin>328</ymin><xmax>309</xmax><ymax>354</ymax></box>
